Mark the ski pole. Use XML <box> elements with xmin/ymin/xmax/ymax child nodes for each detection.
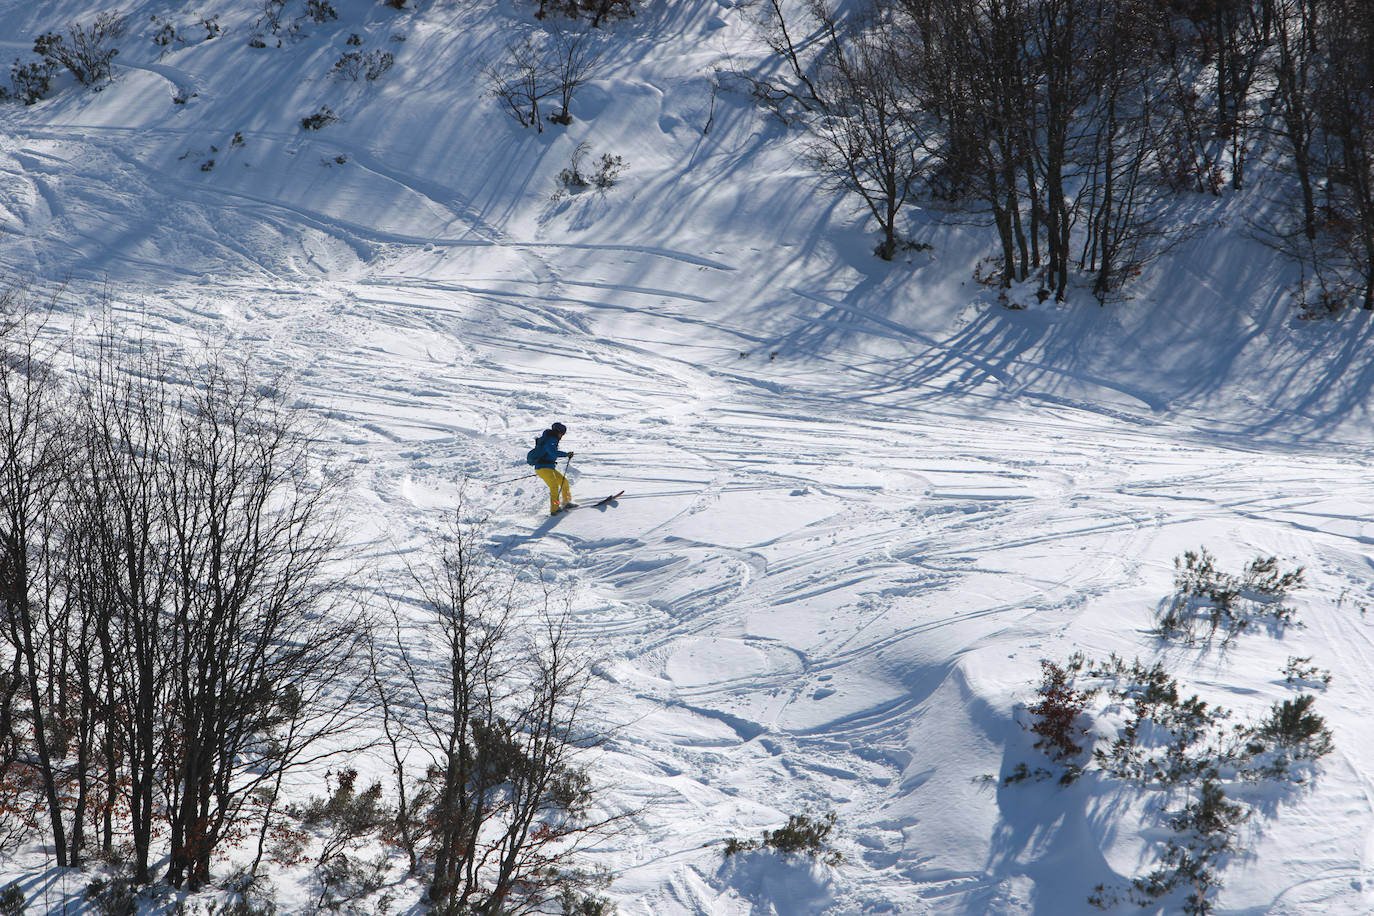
<box><xmin>485</xmin><ymin>472</ymin><xmax>535</xmax><ymax>488</ymax></box>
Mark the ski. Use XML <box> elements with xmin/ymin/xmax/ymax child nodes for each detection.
<box><xmin>551</xmin><ymin>491</ymin><xmax>623</xmax><ymax>516</ymax></box>
<box><xmin>594</xmin><ymin>490</ymin><xmax>625</xmax><ymax>507</ymax></box>
<box><xmin>559</xmin><ymin>491</ymin><xmax>624</xmax><ymax>513</ymax></box>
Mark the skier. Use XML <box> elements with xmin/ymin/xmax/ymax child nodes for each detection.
<box><xmin>530</xmin><ymin>422</ymin><xmax>575</xmax><ymax>515</ymax></box>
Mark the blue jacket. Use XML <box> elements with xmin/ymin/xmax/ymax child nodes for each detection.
<box><xmin>531</xmin><ymin>431</ymin><xmax>568</xmax><ymax>469</ymax></box>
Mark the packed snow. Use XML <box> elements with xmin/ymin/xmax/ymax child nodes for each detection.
<box><xmin>2</xmin><ymin>0</ymin><xmax>1374</xmax><ymax>913</ymax></box>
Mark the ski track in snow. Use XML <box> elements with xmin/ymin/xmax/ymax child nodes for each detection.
<box><xmin>4</xmin><ymin>1</ymin><xmax>1374</xmax><ymax>912</ymax></box>
<box><xmin>85</xmin><ymin>259</ymin><xmax>1374</xmax><ymax>914</ymax></box>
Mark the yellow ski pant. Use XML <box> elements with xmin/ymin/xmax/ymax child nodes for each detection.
<box><xmin>536</xmin><ymin>467</ymin><xmax>572</xmax><ymax>514</ymax></box>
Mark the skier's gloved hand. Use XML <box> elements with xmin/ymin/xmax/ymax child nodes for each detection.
<box><xmin>568</xmin><ymin>451</ymin><xmax>575</xmax><ymax>458</ymax></box>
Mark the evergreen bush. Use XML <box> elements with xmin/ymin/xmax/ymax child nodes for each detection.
<box><xmin>0</xmin><ymin>881</ymin><xmax>24</xmax><ymax>916</ymax></box>
<box><xmin>1027</xmin><ymin>659</ymin><xmax>1092</xmax><ymax>765</ymax></box>
<box><xmin>300</xmin><ymin>106</ymin><xmax>338</xmax><ymax>129</ymax></box>
<box><xmin>1159</xmin><ymin>548</ymin><xmax>1304</xmax><ymax>644</ymax></box>
<box><xmin>723</xmin><ymin>811</ymin><xmax>841</xmax><ymax>865</ymax></box>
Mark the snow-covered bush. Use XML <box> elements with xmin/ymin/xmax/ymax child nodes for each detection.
<box><xmin>288</xmin><ymin>770</ymin><xmax>392</xmax><ymax>914</ymax></box>
<box><xmin>83</xmin><ymin>875</ymin><xmax>137</xmax><ymax>916</ymax></box>
<box><xmin>150</xmin><ymin>13</ymin><xmax>221</xmax><ymax>51</ymax></box>
<box><xmin>558</xmin><ymin>887</ymin><xmax>618</xmax><ymax>916</ymax></box>
<box><xmin>1022</xmin><ymin>654</ymin><xmax>1335</xmax><ymax>913</ymax></box>
<box><xmin>590</xmin><ymin>152</ymin><xmax>626</xmax><ymax>189</ymax></box>
<box><xmin>1247</xmin><ymin>694</ymin><xmax>1334</xmax><ymax>762</ymax></box>
<box><xmin>150</xmin><ymin>15</ymin><xmax>179</xmax><ymax>47</ymax></box>
<box><xmin>1282</xmin><ymin>655</ymin><xmax>1331</xmax><ymax>688</ymax></box>
<box><xmin>2</xmin><ymin>13</ymin><xmax>123</xmax><ymax>103</ymax></box>
<box><xmin>252</xmin><ymin>0</ymin><xmax>301</xmax><ymax>45</ymax></box>
<box><xmin>198</xmin><ymin>897</ymin><xmax>277</xmax><ymax>916</ymax></box>
<box><xmin>259</xmin><ymin>0</ymin><xmax>287</xmax><ymax>30</ymax></box>
<box><xmin>1089</xmin><ymin>655</ymin><xmax>1229</xmax><ymax>786</ymax></box>
<box><xmin>1124</xmin><ymin>780</ymin><xmax>1247</xmax><ymax>916</ymax></box>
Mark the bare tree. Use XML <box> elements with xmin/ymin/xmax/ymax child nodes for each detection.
<box><xmin>1313</xmin><ymin>0</ymin><xmax>1374</xmax><ymax>308</ymax></box>
<box><xmin>487</xmin><ymin>35</ymin><xmax>563</xmax><ymax>131</ymax></box>
<box><xmin>487</xmin><ymin>29</ymin><xmax>602</xmax><ymax>131</ymax></box>
<box><xmin>62</xmin><ymin>332</ymin><xmax>370</xmax><ymax>888</ymax></box>
<box><xmin>0</xmin><ymin>293</ymin><xmax>84</xmax><ymax>867</ymax></box>
<box><xmin>1077</xmin><ymin>0</ymin><xmax>1178</xmax><ymax>301</ymax></box>
<box><xmin>1270</xmin><ymin>0</ymin><xmax>1322</xmax><ymax>243</ymax></box>
<box><xmin>548</xmin><ymin>28</ymin><xmax>601</xmax><ymax>125</ymax></box>
<box><xmin>378</xmin><ymin>510</ymin><xmax>620</xmax><ymax>916</ymax></box>
<box><xmin>69</xmin><ymin>328</ymin><xmax>179</xmax><ymax>882</ymax></box>
<box><xmin>810</xmin><ymin>12</ymin><xmax>925</xmax><ymax>260</ymax></box>
<box><xmin>154</xmin><ymin>355</ymin><xmax>366</xmax><ymax>890</ymax></box>
<box><xmin>1028</xmin><ymin>0</ymin><xmax>1097</xmax><ymax>300</ymax></box>
<box><xmin>894</xmin><ymin>0</ymin><xmax>1039</xmax><ymax>284</ymax></box>
<box><xmin>763</xmin><ymin>0</ymin><xmax>927</xmax><ymax>261</ymax></box>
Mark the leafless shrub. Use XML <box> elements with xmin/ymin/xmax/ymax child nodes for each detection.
<box><xmin>547</xmin><ymin>28</ymin><xmax>601</xmax><ymax>124</ymax></box>
<box><xmin>331</xmin><ymin>49</ymin><xmax>394</xmax><ymax>81</ymax></box>
<box><xmin>305</xmin><ymin>0</ymin><xmax>338</xmax><ymax>23</ymax></box>
<box><xmin>35</xmin><ymin>12</ymin><xmax>126</xmax><ymax>88</ymax></box>
<box><xmin>486</xmin><ymin>35</ymin><xmax>559</xmax><ymax>130</ymax></box>
<box><xmin>554</xmin><ymin>142</ymin><xmax>628</xmax><ymax>198</ymax></box>
<box><xmin>532</xmin><ymin>0</ymin><xmax>637</xmax><ymax>28</ymax></box>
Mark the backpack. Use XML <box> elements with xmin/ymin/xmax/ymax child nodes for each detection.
<box><xmin>525</xmin><ymin>436</ymin><xmax>542</xmax><ymax>466</ymax></box>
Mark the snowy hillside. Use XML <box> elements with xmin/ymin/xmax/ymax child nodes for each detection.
<box><xmin>2</xmin><ymin>0</ymin><xmax>1374</xmax><ymax>913</ymax></box>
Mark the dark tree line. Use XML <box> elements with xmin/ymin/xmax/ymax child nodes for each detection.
<box><xmin>760</xmin><ymin>0</ymin><xmax>1374</xmax><ymax>309</ymax></box>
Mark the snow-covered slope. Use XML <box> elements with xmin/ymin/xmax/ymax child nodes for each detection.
<box><xmin>3</xmin><ymin>0</ymin><xmax>1374</xmax><ymax>913</ymax></box>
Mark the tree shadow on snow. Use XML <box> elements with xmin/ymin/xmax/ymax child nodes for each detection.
<box><xmin>791</xmin><ymin>234</ymin><xmax>1374</xmax><ymax>450</ymax></box>
<box><xmin>976</xmin><ymin>747</ymin><xmax>1129</xmax><ymax>916</ymax></box>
